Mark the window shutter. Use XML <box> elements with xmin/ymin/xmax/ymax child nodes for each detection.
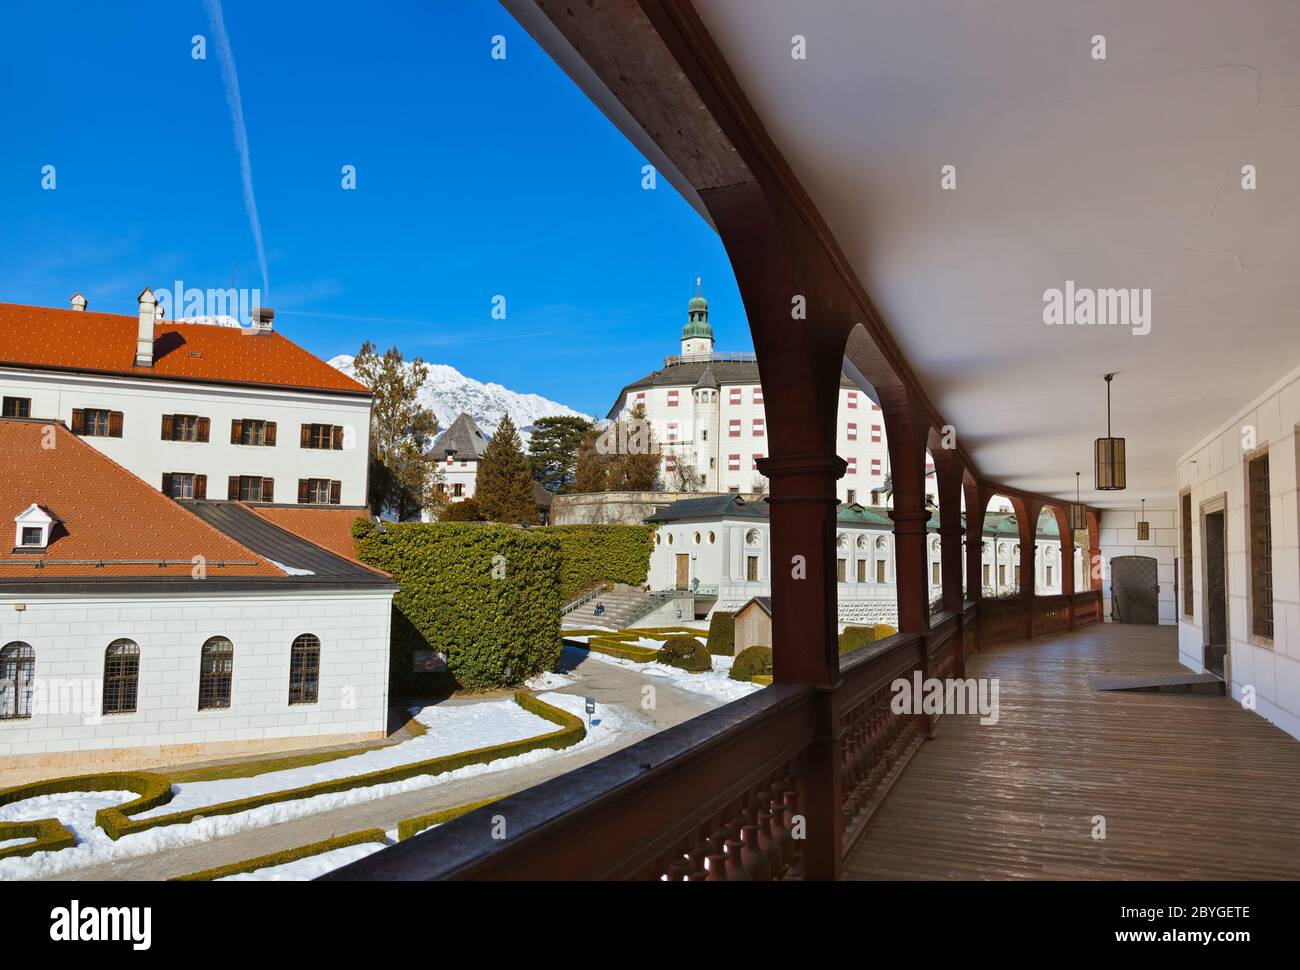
<box><xmin>108</xmin><ymin>411</ymin><xmax>124</xmax><ymax>437</ymax></box>
<box><xmin>195</xmin><ymin>475</ymin><xmax>207</xmax><ymax>500</ymax></box>
<box><xmin>265</xmin><ymin>422</ymin><xmax>277</xmax><ymax>446</ymax></box>
<box><xmin>230</xmin><ymin>419</ymin><xmax>242</xmax><ymax>444</ymax></box>
<box><xmin>197</xmin><ymin>417</ymin><xmax>210</xmax><ymax>443</ymax></box>
<box><xmin>298</xmin><ymin>479</ymin><xmax>310</xmax><ymax>504</ymax></box>
<box><xmin>262</xmin><ymin>478</ymin><xmax>274</xmax><ymax>502</ymax></box>
<box><xmin>331</xmin><ymin>426</ymin><xmax>344</xmax><ymax>450</ymax></box>
<box><xmin>329</xmin><ymin>480</ymin><xmax>342</xmax><ymax>505</ymax></box>
<box><xmin>300</xmin><ymin>424</ymin><xmax>311</xmax><ymax>448</ymax></box>
<box><xmin>71</xmin><ymin>409</ymin><xmax>84</xmax><ymax>434</ymax></box>
<box><xmin>161</xmin><ymin>473</ymin><xmax>173</xmax><ymax>496</ymax></box>
<box><xmin>228</xmin><ymin>476</ymin><xmax>239</xmax><ymax>500</ymax></box>
<box><xmin>161</xmin><ymin>414</ymin><xmax>174</xmax><ymax>440</ymax></box>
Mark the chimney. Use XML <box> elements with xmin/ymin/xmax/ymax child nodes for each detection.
<box><xmin>136</xmin><ymin>288</ymin><xmax>156</xmax><ymax>367</ymax></box>
<box><xmin>70</xmin><ymin>292</ymin><xmax>87</xmax><ymax>312</ymax></box>
<box><xmin>251</xmin><ymin>306</ymin><xmax>275</xmax><ymax>334</ymax></box>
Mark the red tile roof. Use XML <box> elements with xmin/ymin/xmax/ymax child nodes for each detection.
<box><xmin>252</xmin><ymin>506</ymin><xmax>390</xmax><ymax>576</ymax></box>
<box><xmin>0</xmin><ymin>303</ymin><xmax>369</xmax><ymax>396</ymax></box>
<box><xmin>0</xmin><ymin>419</ymin><xmax>283</xmax><ymax>578</ymax></box>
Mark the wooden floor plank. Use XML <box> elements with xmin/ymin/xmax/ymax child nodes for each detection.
<box><xmin>845</xmin><ymin>623</ymin><xmax>1300</xmax><ymax>880</ymax></box>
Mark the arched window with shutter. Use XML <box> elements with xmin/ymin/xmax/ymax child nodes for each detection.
<box><xmin>0</xmin><ymin>642</ymin><xmax>35</xmax><ymax>720</ymax></box>
<box><xmin>288</xmin><ymin>634</ymin><xmax>320</xmax><ymax>705</ymax></box>
<box><xmin>103</xmin><ymin>639</ymin><xmax>140</xmax><ymax>714</ymax></box>
<box><xmin>198</xmin><ymin>637</ymin><xmax>234</xmax><ymax>710</ymax></box>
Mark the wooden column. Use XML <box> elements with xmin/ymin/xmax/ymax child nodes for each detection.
<box><xmin>964</xmin><ymin>479</ymin><xmax>990</xmax><ymax>602</ymax></box>
<box><xmin>1016</xmin><ymin>496</ymin><xmax>1044</xmax><ymax>640</ymax></box>
<box><xmin>880</xmin><ymin>388</ymin><xmax>932</xmax><ymax>635</ymax></box>
<box><xmin>1051</xmin><ymin>505</ymin><xmax>1076</xmax><ymax>606</ymax></box>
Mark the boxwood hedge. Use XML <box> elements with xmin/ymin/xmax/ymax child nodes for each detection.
<box><xmin>706</xmin><ymin>611</ymin><xmax>736</xmax><ymax>656</ymax></box>
<box><xmin>172</xmin><ymin>827</ymin><xmax>389</xmax><ymax>881</ymax></box>
<box><xmin>353</xmin><ymin>519</ymin><xmax>563</xmax><ymax>690</ymax></box>
<box><xmin>549</xmin><ymin>525</ymin><xmax>655</xmax><ymax>602</ymax></box>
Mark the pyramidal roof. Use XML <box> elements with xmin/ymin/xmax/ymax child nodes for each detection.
<box><xmin>427</xmin><ymin>412</ymin><xmax>491</xmax><ymax>461</ymax></box>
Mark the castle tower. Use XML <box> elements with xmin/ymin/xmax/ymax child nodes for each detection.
<box><xmin>692</xmin><ymin>366</ymin><xmax>720</xmax><ymax>491</ymax></box>
<box><xmin>681</xmin><ymin>277</ymin><xmax>715</xmax><ymax>358</ymax></box>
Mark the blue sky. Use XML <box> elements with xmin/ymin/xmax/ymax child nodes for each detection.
<box><xmin>0</xmin><ymin>0</ymin><xmax>748</xmax><ymax>416</ymax></box>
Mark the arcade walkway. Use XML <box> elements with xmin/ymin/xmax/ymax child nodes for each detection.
<box><xmin>847</xmin><ymin>625</ymin><xmax>1300</xmax><ymax>880</ymax></box>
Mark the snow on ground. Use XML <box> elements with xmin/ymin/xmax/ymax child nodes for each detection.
<box><xmin>0</xmin><ymin>692</ymin><xmax>639</xmax><ymax>881</ymax></box>
<box><xmin>563</xmin><ymin>644</ymin><xmax>762</xmax><ymax>703</ymax></box>
<box><xmin>525</xmin><ymin>670</ymin><xmax>575</xmax><ymax>690</ymax></box>
<box><xmin>135</xmin><ymin>697</ymin><xmax>556</xmax><ymax>820</ymax></box>
<box><xmin>218</xmin><ymin>840</ymin><xmax>388</xmax><ymax>881</ymax></box>
<box><xmin>0</xmin><ymin>837</ymin><xmax>36</xmax><ymax>851</ymax></box>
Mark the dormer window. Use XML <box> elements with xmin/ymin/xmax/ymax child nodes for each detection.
<box><xmin>14</xmin><ymin>503</ymin><xmax>57</xmax><ymax>552</ymax></box>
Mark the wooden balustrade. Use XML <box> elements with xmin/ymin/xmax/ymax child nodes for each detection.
<box><xmin>1032</xmin><ymin>594</ymin><xmax>1071</xmax><ymax>637</ymax></box>
<box><xmin>981</xmin><ymin>597</ymin><xmax>1026</xmax><ymax>647</ymax></box>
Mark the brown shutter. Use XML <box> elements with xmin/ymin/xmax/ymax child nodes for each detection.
<box><xmin>108</xmin><ymin>411</ymin><xmax>124</xmax><ymax>438</ymax></box>
<box><xmin>197</xmin><ymin>417</ymin><xmax>210</xmax><ymax>443</ymax></box>
<box><xmin>300</xmin><ymin>424</ymin><xmax>311</xmax><ymax>448</ymax></box>
<box><xmin>228</xmin><ymin>476</ymin><xmax>240</xmax><ymax>500</ymax></box>
<box><xmin>230</xmin><ymin>419</ymin><xmax>242</xmax><ymax>444</ymax></box>
<box><xmin>298</xmin><ymin>479</ymin><xmax>310</xmax><ymax>504</ymax></box>
<box><xmin>331</xmin><ymin>426</ymin><xmax>344</xmax><ymax>450</ymax></box>
<box><xmin>262</xmin><ymin>478</ymin><xmax>274</xmax><ymax>502</ymax></box>
<box><xmin>265</xmin><ymin>421</ymin><xmax>277</xmax><ymax>446</ymax></box>
<box><xmin>329</xmin><ymin>480</ymin><xmax>342</xmax><ymax>505</ymax></box>
<box><xmin>161</xmin><ymin>473</ymin><xmax>173</xmax><ymax>496</ymax></box>
<box><xmin>161</xmin><ymin>414</ymin><xmax>174</xmax><ymax>440</ymax></box>
<box><xmin>71</xmin><ymin>409</ymin><xmax>84</xmax><ymax>434</ymax></box>
<box><xmin>195</xmin><ymin>475</ymin><xmax>207</xmax><ymax>500</ymax></box>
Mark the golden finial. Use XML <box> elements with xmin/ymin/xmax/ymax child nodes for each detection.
<box><xmin>695</xmin><ymin>275</ymin><xmax>702</xmax><ymax>295</ymax></box>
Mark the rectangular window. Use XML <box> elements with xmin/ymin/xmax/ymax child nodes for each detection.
<box><xmin>1181</xmin><ymin>491</ymin><xmax>1194</xmax><ymax>616</ymax></box>
<box><xmin>872</xmin><ymin>402</ymin><xmax>880</xmax><ymax>412</ymax></box>
<box><xmin>998</xmin><ymin>564</ymin><xmax>1006</xmax><ymax>586</ymax></box>
<box><xmin>729</xmin><ymin>388</ymin><xmax>742</xmax><ymax>405</ymax></box>
<box><xmin>871</xmin><ymin>458</ymin><xmax>881</xmax><ymax>475</ymax></box>
<box><xmin>667</xmin><ymin>422</ymin><xmax>678</xmax><ymax>442</ymax></box>
<box><xmin>983</xmin><ymin>564</ymin><xmax>990</xmax><ymax>586</ymax></box>
<box><xmin>168</xmin><ymin>473</ymin><xmax>195</xmax><ymax>499</ymax></box>
<box><xmin>1015</xmin><ymin>565</ymin><xmax>1021</xmax><ymax>587</ymax></box>
<box><xmin>1248</xmin><ymin>451</ymin><xmax>1273</xmax><ymax>640</ymax></box>
<box><xmin>452</xmin><ymin>483</ymin><xmax>465</xmax><ymax>498</ymax></box>
<box><xmin>667</xmin><ymin>390</ymin><xmax>679</xmax><ymax>407</ymax></box>
<box><xmin>635</xmin><ymin>392</ymin><xmax>645</xmax><ymax>403</ymax></box>
<box><xmin>846</xmin><ymin>422</ymin><xmax>857</xmax><ymax>442</ymax></box>
<box><xmin>728</xmin><ymin>454</ymin><xmax>740</xmax><ymax>471</ymax></box>
<box><xmin>301</xmin><ymin>423</ymin><xmax>343</xmax><ymax>450</ymax></box>
<box><xmin>2</xmin><ymin>396</ymin><xmax>31</xmax><ymax>418</ymax></box>
<box><xmin>746</xmin><ymin>556</ymin><xmax>759</xmax><ymax>581</ymax></box>
<box><xmin>230</xmin><ymin>476</ymin><xmax>273</xmax><ymax>502</ymax></box>
<box><xmin>20</xmin><ymin>526</ymin><xmax>42</xmax><ymax>546</ymax></box>
<box><xmin>837</xmin><ymin>559</ymin><xmax>847</xmax><ymax>582</ymax></box>
<box><xmin>856</xmin><ymin>559</ymin><xmax>867</xmax><ymax>583</ymax></box>
<box><xmin>847</xmin><ymin>391</ymin><xmax>857</xmax><ymax>409</ymax></box>
<box><xmin>162</xmin><ymin>414</ymin><xmax>210</xmax><ymax>443</ymax></box>
<box><xmin>753</xmin><ymin>388</ymin><xmax>763</xmax><ymax>404</ymax></box>
<box><xmin>846</xmin><ymin>457</ymin><xmax>857</xmax><ymax>474</ymax></box>
<box><xmin>877</xmin><ymin>559</ymin><xmax>886</xmax><ymax>583</ymax></box>
<box><xmin>871</xmin><ymin>424</ymin><xmax>882</xmax><ymax>443</ymax></box>
<box><xmin>847</xmin><ymin>489</ymin><xmax>856</xmax><ymax>504</ymax></box>
<box><xmin>73</xmin><ymin>407</ymin><xmax>121</xmax><ymax>437</ymax></box>
<box><xmin>752</xmin><ymin>418</ymin><xmax>764</xmax><ymax>437</ymax></box>
<box><xmin>298</xmin><ymin>478</ymin><xmax>342</xmax><ymax>504</ymax></box>
<box><xmin>232</xmin><ymin>419</ymin><xmax>276</xmax><ymax>446</ymax></box>
<box><xmin>1046</xmin><ymin>565</ymin><xmax>1054</xmax><ymax>586</ymax></box>
<box><xmin>932</xmin><ymin>562</ymin><xmax>941</xmax><ymax>586</ymax></box>
<box><xmin>729</xmin><ymin>420</ymin><xmax>741</xmax><ymax>437</ymax></box>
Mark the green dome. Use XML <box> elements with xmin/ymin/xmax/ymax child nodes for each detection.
<box><xmin>682</xmin><ymin>288</ymin><xmax>712</xmax><ymax>341</ymax></box>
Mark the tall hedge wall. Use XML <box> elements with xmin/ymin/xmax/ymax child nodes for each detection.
<box><xmin>549</xmin><ymin>525</ymin><xmax>655</xmax><ymax>602</ymax></box>
<box><xmin>353</xmin><ymin>520</ymin><xmax>562</xmax><ymax>690</ymax></box>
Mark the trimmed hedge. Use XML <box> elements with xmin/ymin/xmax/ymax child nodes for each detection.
<box><xmin>838</xmin><ymin>623</ymin><xmax>897</xmax><ymax>655</ymax></box>
<box><xmin>730</xmin><ymin>645</ymin><xmax>773</xmax><ymax>682</ymax></box>
<box><xmin>397</xmin><ymin>794</ymin><xmax>506</xmax><ymax>841</ymax></box>
<box><xmin>0</xmin><ymin>771</ymin><xmax>170</xmax><ymax>860</ymax></box>
<box><xmin>93</xmin><ymin>691</ymin><xmax>584</xmax><ymax>841</ymax></box>
<box><xmin>172</xmin><ymin>827</ymin><xmax>389</xmax><ymax>881</ymax></box>
<box><xmin>549</xmin><ymin>525</ymin><xmax>655</xmax><ymax>602</ymax></box>
<box><xmin>657</xmin><ymin>636</ymin><xmax>712</xmax><ymax>672</ymax></box>
<box><xmin>563</xmin><ymin>626</ymin><xmax>707</xmax><ymax>664</ymax></box>
<box><xmin>353</xmin><ymin>519</ymin><xmax>562</xmax><ymax>690</ymax></box>
<box><xmin>706</xmin><ymin>611</ymin><xmax>736</xmax><ymax>656</ymax></box>
<box><xmin>586</xmin><ymin>636</ymin><xmax>659</xmax><ymax>662</ymax></box>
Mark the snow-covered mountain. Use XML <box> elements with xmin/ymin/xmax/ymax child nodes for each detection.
<box><xmin>328</xmin><ymin>355</ymin><xmax>592</xmax><ymax>450</ymax></box>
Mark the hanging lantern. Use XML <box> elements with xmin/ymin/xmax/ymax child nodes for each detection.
<box><xmin>1095</xmin><ymin>373</ymin><xmax>1126</xmax><ymax>490</ymax></box>
<box><xmin>1069</xmin><ymin>471</ymin><xmax>1088</xmax><ymax>531</ymax></box>
<box><xmin>1137</xmin><ymin>498</ymin><xmax>1150</xmax><ymax>541</ymax></box>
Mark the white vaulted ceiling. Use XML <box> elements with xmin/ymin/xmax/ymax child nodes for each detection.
<box><xmin>689</xmin><ymin>0</ymin><xmax>1300</xmax><ymax>508</ymax></box>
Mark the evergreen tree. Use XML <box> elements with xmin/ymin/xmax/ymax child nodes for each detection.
<box><xmin>572</xmin><ymin>424</ymin><xmax>610</xmax><ymax>493</ymax></box>
<box><xmin>351</xmin><ymin>341</ymin><xmax>443</xmax><ymax>520</ymax></box>
<box><xmin>476</xmin><ymin>414</ymin><xmax>537</xmax><ymax>523</ymax></box>
<box><xmin>527</xmin><ymin>415</ymin><xmax>593</xmax><ymax>493</ymax></box>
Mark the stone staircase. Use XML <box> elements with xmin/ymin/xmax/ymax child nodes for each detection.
<box><xmin>562</xmin><ymin>582</ymin><xmax>652</xmax><ymax>630</ymax></box>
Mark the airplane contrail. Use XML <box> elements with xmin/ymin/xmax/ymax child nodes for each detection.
<box><xmin>204</xmin><ymin>0</ymin><xmax>269</xmax><ymax>297</ymax></box>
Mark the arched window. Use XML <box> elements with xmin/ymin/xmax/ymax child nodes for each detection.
<box><xmin>289</xmin><ymin>634</ymin><xmax>320</xmax><ymax>705</ymax></box>
<box><xmin>0</xmin><ymin>642</ymin><xmax>35</xmax><ymax>720</ymax></box>
<box><xmin>745</xmin><ymin>529</ymin><xmax>761</xmax><ymax>546</ymax></box>
<box><xmin>198</xmin><ymin>637</ymin><xmax>234</xmax><ymax>710</ymax></box>
<box><xmin>103</xmin><ymin>639</ymin><xmax>140</xmax><ymax>715</ymax></box>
